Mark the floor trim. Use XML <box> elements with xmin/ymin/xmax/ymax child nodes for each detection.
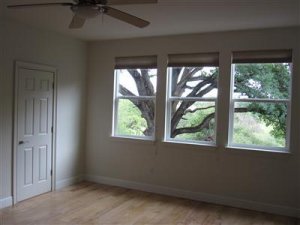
<box><xmin>85</xmin><ymin>174</ymin><xmax>300</xmax><ymax>218</ymax></box>
<box><xmin>56</xmin><ymin>175</ymin><xmax>83</xmax><ymax>190</ymax></box>
<box><xmin>0</xmin><ymin>196</ymin><xmax>13</xmax><ymax>209</ymax></box>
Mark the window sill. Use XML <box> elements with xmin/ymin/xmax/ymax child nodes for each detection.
<box><xmin>225</xmin><ymin>145</ymin><xmax>291</xmax><ymax>155</ymax></box>
<box><xmin>161</xmin><ymin>140</ymin><xmax>217</xmax><ymax>150</ymax></box>
<box><xmin>109</xmin><ymin>135</ymin><xmax>156</xmax><ymax>145</ymax></box>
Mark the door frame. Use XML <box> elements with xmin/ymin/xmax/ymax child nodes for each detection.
<box><xmin>13</xmin><ymin>61</ymin><xmax>58</xmax><ymax>204</ymax></box>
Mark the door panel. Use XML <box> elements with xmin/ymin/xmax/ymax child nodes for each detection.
<box><xmin>24</xmin><ymin>98</ymin><xmax>34</xmax><ymax>136</ymax></box>
<box><xmin>38</xmin><ymin>145</ymin><xmax>48</xmax><ymax>182</ymax></box>
<box><xmin>24</xmin><ymin>147</ymin><xmax>34</xmax><ymax>186</ymax></box>
<box><xmin>39</xmin><ymin>98</ymin><xmax>49</xmax><ymax>135</ymax></box>
<box><xmin>17</xmin><ymin>67</ymin><xmax>54</xmax><ymax>202</ymax></box>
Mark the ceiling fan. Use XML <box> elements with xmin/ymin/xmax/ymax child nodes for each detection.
<box><xmin>7</xmin><ymin>0</ymin><xmax>157</xmax><ymax>29</ymax></box>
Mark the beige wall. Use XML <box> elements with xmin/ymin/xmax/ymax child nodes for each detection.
<box><xmin>86</xmin><ymin>27</ymin><xmax>300</xmax><ymax>213</ymax></box>
<box><xmin>0</xmin><ymin>18</ymin><xmax>87</xmax><ymax>200</ymax></box>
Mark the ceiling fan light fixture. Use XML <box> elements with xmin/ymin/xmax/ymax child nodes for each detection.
<box><xmin>71</xmin><ymin>5</ymin><xmax>101</xmax><ymax>18</ymax></box>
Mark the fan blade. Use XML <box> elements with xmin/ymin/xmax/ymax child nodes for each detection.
<box><xmin>104</xmin><ymin>6</ymin><xmax>149</xmax><ymax>28</ymax></box>
<box><xmin>69</xmin><ymin>15</ymin><xmax>86</xmax><ymax>29</ymax></box>
<box><xmin>7</xmin><ymin>3</ymin><xmax>74</xmax><ymax>9</ymax></box>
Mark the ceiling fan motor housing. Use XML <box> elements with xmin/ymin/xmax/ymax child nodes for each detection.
<box><xmin>71</xmin><ymin>5</ymin><xmax>101</xmax><ymax>18</ymax></box>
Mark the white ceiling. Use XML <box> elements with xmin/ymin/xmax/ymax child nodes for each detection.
<box><xmin>1</xmin><ymin>0</ymin><xmax>300</xmax><ymax>41</ymax></box>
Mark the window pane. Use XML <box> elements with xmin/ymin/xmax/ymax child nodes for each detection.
<box><xmin>170</xmin><ymin>101</ymin><xmax>216</xmax><ymax>142</ymax></box>
<box><xmin>233</xmin><ymin>63</ymin><xmax>291</xmax><ymax>99</ymax></box>
<box><xmin>169</xmin><ymin>67</ymin><xmax>218</xmax><ymax>98</ymax></box>
<box><xmin>116</xmin><ymin>99</ymin><xmax>155</xmax><ymax>137</ymax></box>
<box><xmin>232</xmin><ymin>102</ymin><xmax>287</xmax><ymax>148</ymax></box>
<box><xmin>116</xmin><ymin>69</ymin><xmax>157</xmax><ymax>97</ymax></box>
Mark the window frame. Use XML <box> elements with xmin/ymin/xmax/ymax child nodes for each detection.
<box><xmin>165</xmin><ymin>66</ymin><xmax>219</xmax><ymax>146</ymax></box>
<box><xmin>112</xmin><ymin>66</ymin><xmax>157</xmax><ymax>141</ymax></box>
<box><xmin>228</xmin><ymin>61</ymin><xmax>293</xmax><ymax>152</ymax></box>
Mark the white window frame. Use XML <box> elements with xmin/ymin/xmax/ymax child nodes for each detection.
<box><xmin>165</xmin><ymin>67</ymin><xmax>218</xmax><ymax>146</ymax></box>
<box><xmin>112</xmin><ymin>68</ymin><xmax>157</xmax><ymax>141</ymax></box>
<box><xmin>228</xmin><ymin>62</ymin><xmax>292</xmax><ymax>152</ymax></box>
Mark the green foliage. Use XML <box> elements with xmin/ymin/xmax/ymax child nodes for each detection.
<box><xmin>117</xmin><ymin>99</ymin><xmax>147</xmax><ymax>136</ymax></box>
<box><xmin>235</xmin><ymin>63</ymin><xmax>290</xmax><ymax>99</ymax></box>
<box><xmin>247</xmin><ymin>102</ymin><xmax>287</xmax><ymax>139</ymax></box>
<box><xmin>233</xmin><ymin>112</ymin><xmax>285</xmax><ymax>147</ymax></box>
<box><xmin>175</xmin><ymin>102</ymin><xmax>215</xmax><ymax>141</ymax></box>
<box><xmin>235</xmin><ymin>63</ymin><xmax>291</xmax><ymax>140</ymax></box>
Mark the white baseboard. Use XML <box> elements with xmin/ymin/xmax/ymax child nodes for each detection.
<box><xmin>55</xmin><ymin>175</ymin><xmax>83</xmax><ymax>190</ymax></box>
<box><xmin>85</xmin><ymin>174</ymin><xmax>300</xmax><ymax>218</ymax></box>
<box><xmin>0</xmin><ymin>196</ymin><xmax>13</xmax><ymax>209</ymax></box>
<box><xmin>0</xmin><ymin>176</ymin><xmax>82</xmax><ymax>209</ymax></box>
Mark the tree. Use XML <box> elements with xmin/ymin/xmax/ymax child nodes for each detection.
<box><xmin>234</xmin><ymin>63</ymin><xmax>290</xmax><ymax>139</ymax></box>
<box><xmin>118</xmin><ymin>63</ymin><xmax>291</xmax><ymax>141</ymax></box>
<box><xmin>119</xmin><ymin>69</ymin><xmax>155</xmax><ymax>136</ymax></box>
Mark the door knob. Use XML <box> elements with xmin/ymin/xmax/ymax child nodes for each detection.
<box><xmin>18</xmin><ymin>140</ymin><xmax>29</xmax><ymax>145</ymax></box>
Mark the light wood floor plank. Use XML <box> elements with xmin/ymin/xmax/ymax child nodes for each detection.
<box><xmin>0</xmin><ymin>182</ymin><xmax>298</xmax><ymax>225</ymax></box>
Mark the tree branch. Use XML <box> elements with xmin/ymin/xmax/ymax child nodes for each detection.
<box><xmin>188</xmin><ymin>75</ymin><xmax>208</xmax><ymax>81</ymax></box>
<box><xmin>187</xmin><ymin>76</ymin><xmax>215</xmax><ymax>97</ymax></box>
<box><xmin>172</xmin><ymin>107</ymin><xmax>248</xmax><ymax>137</ymax></box>
<box><xmin>184</xmin><ymin>106</ymin><xmax>215</xmax><ymax>115</ymax></box>
<box><xmin>127</xmin><ymin>69</ymin><xmax>155</xmax><ymax>97</ymax></box>
<box><xmin>119</xmin><ymin>85</ymin><xmax>136</xmax><ymax>96</ymax></box>
<box><xmin>141</xmin><ymin>69</ymin><xmax>155</xmax><ymax>96</ymax></box>
<box><xmin>185</xmin><ymin>85</ymin><xmax>194</xmax><ymax>89</ymax></box>
<box><xmin>173</xmin><ymin>67</ymin><xmax>203</xmax><ymax>97</ymax></box>
<box><xmin>172</xmin><ymin>112</ymin><xmax>215</xmax><ymax>137</ymax></box>
<box><xmin>195</xmin><ymin>82</ymin><xmax>217</xmax><ymax>97</ymax></box>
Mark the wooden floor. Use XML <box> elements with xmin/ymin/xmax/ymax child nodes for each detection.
<box><xmin>0</xmin><ymin>182</ymin><xmax>298</xmax><ymax>225</ymax></box>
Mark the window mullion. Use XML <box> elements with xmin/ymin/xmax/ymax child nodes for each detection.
<box><xmin>169</xmin><ymin>97</ymin><xmax>217</xmax><ymax>102</ymax></box>
<box><xmin>232</xmin><ymin>98</ymin><xmax>289</xmax><ymax>103</ymax></box>
<box><xmin>117</xmin><ymin>96</ymin><xmax>156</xmax><ymax>100</ymax></box>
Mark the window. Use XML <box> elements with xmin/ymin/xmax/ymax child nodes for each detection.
<box><xmin>165</xmin><ymin>53</ymin><xmax>219</xmax><ymax>144</ymax></box>
<box><xmin>229</xmin><ymin>50</ymin><xmax>293</xmax><ymax>151</ymax></box>
<box><xmin>112</xmin><ymin>56</ymin><xmax>157</xmax><ymax>140</ymax></box>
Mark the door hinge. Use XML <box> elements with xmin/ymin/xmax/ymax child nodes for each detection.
<box><xmin>52</xmin><ymin>82</ymin><xmax>55</xmax><ymax>89</ymax></box>
<box><xmin>51</xmin><ymin>126</ymin><xmax>53</xmax><ymax>133</ymax></box>
<box><xmin>50</xmin><ymin>170</ymin><xmax>53</xmax><ymax>176</ymax></box>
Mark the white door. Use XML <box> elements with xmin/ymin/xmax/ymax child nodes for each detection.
<box><xmin>16</xmin><ymin>67</ymin><xmax>54</xmax><ymax>202</ymax></box>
